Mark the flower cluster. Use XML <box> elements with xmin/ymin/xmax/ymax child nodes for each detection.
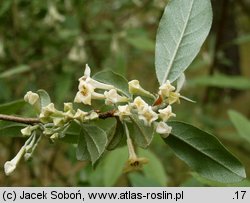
<box><xmin>4</xmin><ymin>64</ymin><xmax>183</xmax><ymax>175</ymax></box>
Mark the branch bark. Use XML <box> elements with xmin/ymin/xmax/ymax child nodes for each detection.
<box><xmin>0</xmin><ymin>110</ymin><xmax>116</xmax><ymax>125</ymax></box>
<box><xmin>0</xmin><ymin>114</ymin><xmax>40</xmax><ymax>124</ymax></box>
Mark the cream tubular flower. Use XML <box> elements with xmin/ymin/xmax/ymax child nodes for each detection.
<box><xmin>39</xmin><ymin>103</ymin><xmax>56</xmax><ymax>118</ymax></box>
<box><xmin>74</xmin><ymin>109</ymin><xmax>88</xmax><ymax>122</ymax></box>
<box><xmin>64</xmin><ymin>102</ymin><xmax>73</xmax><ymax>112</ymax></box>
<box><xmin>80</xmin><ymin>64</ymin><xmax>114</xmax><ymax>90</ymax></box>
<box><xmin>167</xmin><ymin>92</ymin><xmax>181</xmax><ymax>104</ymax></box>
<box><xmin>24</xmin><ymin>91</ymin><xmax>39</xmax><ymax>105</ymax></box>
<box><xmin>21</xmin><ymin>126</ymin><xmax>33</xmax><ymax>136</ymax></box>
<box><xmin>158</xmin><ymin>105</ymin><xmax>176</xmax><ymax>122</ymax></box>
<box><xmin>104</xmin><ymin>89</ymin><xmax>128</xmax><ymax>105</ymax></box>
<box><xmin>132</xmin><ymin>96</ymin><xmax>149</xmax><ymax>112</ymax></box>
<box><xmin>159</xmin><ymin>80</ymin><xmax>175</xmax><ymax>98</ymax></box>
<box><xmin>128</xmin><ymin>80</ymin><xmax>154</xmax><ymax>98</ymax></box>
<box><xmin>85</xmin><ymin>111</ymin><xmax>99</xmax><ymax>120</ymax></box>
<box><xmin>138</xmin><ymin>106</ymin><xmax>158</xmax><ymax>126</ymax></box>
<box><xmin>74</xmin><ymin>81</ymin><xmax>94</xmax><ymax>105</ymax></box>
<box><xmin>74</xmin><ymin>81</ymin><xmax>105</xmax><ymax>105</ymax></box>
<box><xmin>123</xmin><ymin>124</ymin><xmax>148</xmax><ymax>173</ymax></box>
<box><xmin>115</xmin><ymin>104</ymin><xmax>132</xmax><ymax>120</ymax></box>
<box><xmin>156</xmin><ymin>122</ymin><xmax>172</xmax><ymax>138</ymax></box>
<box><xmin>4</xmin><ymin>146</ymin><xmax>26</xmax><ymax>176</ymax></box>
<box><xmin>74</xmin><ymin>64</ymin><xmax>113</xmax><ymax>105</ymax></box>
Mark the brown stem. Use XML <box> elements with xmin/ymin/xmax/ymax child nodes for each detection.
<box><xmin>0</xmin><ymin>110</ymin><xmax>117</xmax><ymax>125</ymax></box>
<box><xmin>0</xmin><ymin>114</ymin><xmax>40</xmax><ymax>124</ymax></box>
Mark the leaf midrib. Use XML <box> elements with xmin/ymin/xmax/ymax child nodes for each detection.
<box><xmin>162</xmin><ymin>0</ymin><xmax>194</xmax><ymax>84</ymax></box>
<box><xmin>171</xmin><ymin>130</ymin><xmax>244</xmax><ymax>178</ymax></box>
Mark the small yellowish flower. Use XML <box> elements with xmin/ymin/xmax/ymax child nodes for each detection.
<box><xmin>21</xmin><ymin>126</ymin><xmax>33</xmax><ymax>136</ymax></box>
<box><xmin>123</xmin><ymin>136</ymin><xmax>148</xmax><ymax>173</ymax></box>
<box><xmin>4</xmin><ymin>146</ymin><xmax>26</xmax><ymax>176</ymax></box>
<box><xmin>21</xmin><ymin>125</ymin><xmax>39</xmax><ymax>137</ymax></box>
<box><xmin>104</xmin><ymin>89</ymin><xmax>129</xmax><ymax>105</ymax></box>
<box><xmin>74</xmin><ymin>65</ymin><xmax>112</xmax><ymax>105</ymax></box>
<box><xmin>138</xmin><ymin>106</ymin><xmax>158</xmax><ymax>126</ymax></box>
<box><xmin>64</xmin><ymin>102</ymin><xmax>73</xmax><ymax>112</ymax></box>
<box><xmin>159</xmin><ymin>80</ymin><xmax>175</xmax><ymax>98</ymax></box>
<box><xmin>128</xmin><ymin>80</ymin><xmax>153</xmax><ymax>97</ymax></box>
<box><xmin>85</xmin><ymin>111</ymin><xmax>99</xmax><ymax>120</ymax></box>
<box><xmin>156</xmin><ymin>122</ymin><xmax>172</xmax><ymax>138</ymax></box>
<box><xmin>123</xmin><ymin>156</ymin><xmax>149</xmax><ymax>173</ymax></box>
<box><xmin>50</xmin><ymin>133</ymin><xmax>59</xmax><ymax>142</ymax></box>
<box><xmin>132</xmin><ymin>96</ymin><xmax>149</xmax><ymax>112</ymax></box>
<box><xmin>167</xmin><ymin>92</ymin><xmax>180</xmax><ymax>104</ymax></box>
<box><xmin>52</xmin><ymin>116</ymin><xmax>65</xmax><ymax>126</ymax></box>
<box><xmin>79</xmin><ymin>64</ymin><xmax>114</xmax><ymax>90</ymax></box>
<box><xmin>74</xmin><ymin>81</ymin><xmax>94</xmax><ymax>105</ymax></box>
<box><xmin>24</xmin><ymin>91</ymin><xmax>39</xmax><ymax>105</ymax></box>
<box><xmin>39</xmin><ymin>103</ymin><xmax>56</xmax><ymax>118</ymax></box>
<box><xmin>158</xmin><ymin>105</ymin><xmax>176</xmax><ymax>122</ymax></box>
<box><xmin>115</xmin><ymin>104</ymin><xmax>132</xmax><ymax>120</ymax></box>
<box><xmin>74</xmin><ymin>109</ymin><xmax>88</xmax><ymax>122</ymax></box>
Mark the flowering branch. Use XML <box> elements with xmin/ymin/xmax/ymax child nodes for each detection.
<box><xmin>2</xmin><ymin>64</ymin><xmax>187</xmax><ymax>176</ymax></box>
<box><xmin>0</xmin><ymin>110</ymin><xmax>117</xmax><ymax>125</ymax></box>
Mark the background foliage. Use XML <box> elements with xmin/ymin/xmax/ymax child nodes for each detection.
<box><xmin>0</xmin><ymin>0</ymin><xmax>250</xmax><ymax>186</ymax></box>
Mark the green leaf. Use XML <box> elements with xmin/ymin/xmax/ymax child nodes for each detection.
<box><xmin>37</xmin><ymin>89</ymin><xmax>51</xmax><ymax>108</ymax></box>
<box><xmin>0</xmin><ymin>100</ymin><xmax>26</xmax><ymax>114</ymax></box>
<box><xmin>76</xmin><ymin>128</ymin><xmax>90</xmax><ymax>161</ymax></box>
<box><xmin>191</xmin><ymin>172</ymin><xmax>250</xmax><ymax>187</ymax></box>
<box><xmin>128</xmin><ymin>173</ymin><xmax>161</xmax><ymax>187</ymax></box>
<box><xmin>106</xmin><ymin>118</ymin><xmax>125</xmax><ymax>150</ymax></box>
<box><xmin>155</xmin><ymin>0</ymin><xmax>212</xmax><ymax>84</ymax></box>
<box><xmin>61</xmin><ymin>121</ymin><xmax>81</xmax><ymax>144</ymax></box>
<box><xmin>0</xmin><ymin>65</ymin><xmax>30</xmax><ymax>79</ymax></box>
<box><xmin>128</xmin><ymin>115</ymin><xmax>154</xmax><ymax>148</ymax></box>
<box><xmin>138</xmin><ymin>148</ymin><xmax>168</xmax><ymax>186</ymax></box>
<box><xmin>93</xmin><ymin>71</ymin><xmax>130</xmax><ymax>97</ymax></box>
<box><xmin>164</xmin><ymin>121</ymin><xmax>246</xmax><ymax>183</ymax></box>
<box><xmin>190</xmin><ymin>74</ymin><xmax>250</xmax><ymax>90</ymax></box>
<box><xmin>76</xmin><ymin>124</ymin><xmax>107</xmax><ymax>164</ymax></box>
<box><xmin>0</xmin><ymin>121</ymin><xmax>26</xmax><ymax>137</ymax></box>
<box><xmin>103</xmin><ymin>146</ymin><xmax>128</xmax><ymax>186</ymax></box>
<box><xmin>228</xmin><ymin>110</ymin><xmax>250</xmax><ymax>144</ymax></box>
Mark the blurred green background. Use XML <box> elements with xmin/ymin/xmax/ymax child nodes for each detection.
<box><xmin>0</xmin><ymin>0</ymin><xmax>250</xmax><ymax>186</ymax></box>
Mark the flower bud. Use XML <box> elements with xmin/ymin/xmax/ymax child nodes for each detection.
<box><xmin>4</xmin><ymin>146</ymin><xmax>26</xmax><ymax>176</ymax></box>
<box><xmin>21</xmin><ymin>126</ymin><xmax>32</xmax><ymax>136</ymax></box>
<box><xmin>24</xmin><ymin>91</ymin><xmax>39</xmax><ymax>105</ymax></box>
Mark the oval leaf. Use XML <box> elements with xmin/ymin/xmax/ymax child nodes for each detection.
<box><xmin>128</xmin><ymin>114</ymin><xmax>154</xmax><ymax>148</ymax></box>
<box><xmin>0</xmin><ymin>100</ymin><xmax>26</xmax><ymax>114</ymax></box>
<box><xmin>155</xmin><ymin>0</ymin><xmax>212</xmax><ymax>84</ymax></box>
<box><xmin>76</xmin><ymin>124</ymin><xmax>108</xmax><ymax>164</ymax></box>
<box><xmin>164</xmin><ymin>121</ymin><xmax>246</xmax><ymax>183</ymax></box>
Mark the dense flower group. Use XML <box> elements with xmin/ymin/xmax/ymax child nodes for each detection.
<box><xmin>4</xmin><ymin>64</ymin><xmax>183</xmax><ymax>175</ymax></box>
